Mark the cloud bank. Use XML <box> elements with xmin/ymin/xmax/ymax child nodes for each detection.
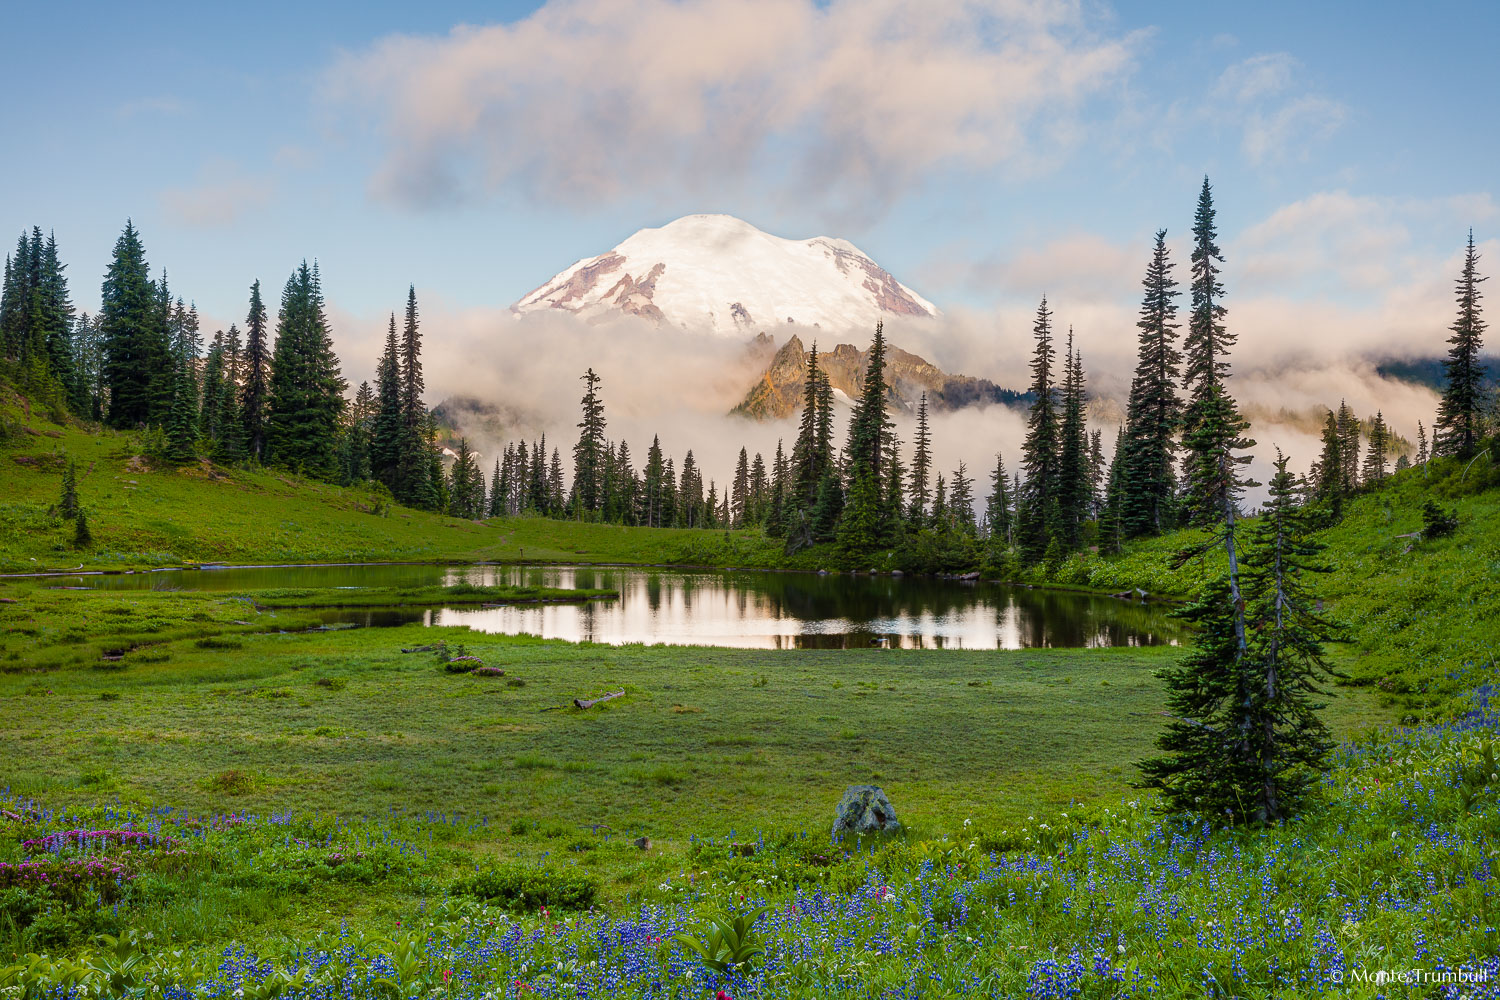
<box><xmin>325</xmin><ymin>0</ymin><xmax>1139</xmax><ymax>218</ymax></box>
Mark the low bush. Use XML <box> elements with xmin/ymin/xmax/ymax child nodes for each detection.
<box><xmin>450</xmin><ymin>863</ymin><xmax>598</xmax><ymax>911</ymax></box>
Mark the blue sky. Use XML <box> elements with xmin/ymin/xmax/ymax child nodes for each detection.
<box><xmin>4</xmin><ymin>0</ymin><xmax>1496</xmax><ymax>375</ymax></box>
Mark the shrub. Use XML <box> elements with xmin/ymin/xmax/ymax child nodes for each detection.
<box><xmin>1422</xmin><ymin>499</ymin><xmax>1458</xmax><ymax>539</ymax></box>
<box><xmin>450</xmin><ymin>863</ymin><xmax>599</xmax><ymax>911</ymax></box>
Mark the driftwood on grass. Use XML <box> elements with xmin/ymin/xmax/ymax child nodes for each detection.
<box><xmin>573</xmin><ymin>690</ymin><xmax>625</xmax><ymax>709</ymax></box>
<box><xmin>401</xmin><ymin>643</ymin><xmax>444</xmax><ymax>653</ymax></box>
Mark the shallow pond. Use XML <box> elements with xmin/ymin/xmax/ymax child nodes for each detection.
<box><xmin>50</xmin><ymin>562</ymin><xmax>1180</xmax><ymax>650</ymax></box>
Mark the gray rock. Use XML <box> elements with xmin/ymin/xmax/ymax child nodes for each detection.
<box><xmin>832</xmin><ymin>784</ymin><xmax>900</xmax><ymax>838</ymax></box>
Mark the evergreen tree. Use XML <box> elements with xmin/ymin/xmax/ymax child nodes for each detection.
<box><xmin>986</xmin><ymin>453</ymin><xmax>1012</xmax><ymax>545</ymax></box>
<box><xmin>59</xmin><ymin>459</ymin><xmax>79</xmax><ymax>519</ymax></box>
<box><xmin>165</xmin><ymin>355</ymin><xmax>198</xmax><ymax>465</ymax></box>
<box><xmin>1018</xmin><ymin>297</ymin><xmax>1060</xmax><ymax>561</ymax></box>
<box><xmin>396</xmin><ymin>286</ymin><xmax>434</xmax><ymax>507</ymax></box>
<box><xmin>1334</xmin><ymin>400</ymin><xmax>1361</xmax><ymax>494</ymax></box>
<box><xmin>1311</xmin><ymin>409</ymin><xmax>1346</xmax><ymax>518</ymax></box>
<box><xmin>1099</xmin><ymin>426</ymin><xmax>1127</xmax><ymax>554</ymax></box>
<box><xmin>1121</xmin><ymin>229</ymin><xmax>1182</xmax><ymax>537</ymax></box>
<box><xmin>241</xmin><ymin>280</ymin><xmax>270</xmax><ymax>462</ymax></box>
<box><xmin>371</xmin><ymin>314</ymin><xmax>404</xmax><ymax>491</ymax></box>
<box><xmin>1416</xmin><ymin>420</ymin><xmax>1429</xmax><ymax>467</ymax></box>
<box><xmin>72</xmin><ymin>506</ymin><xmax>93</xmax><ymax>548</ymax></box>
<box><xmin>340</xmin><ymin>380</ymin><xmax>374</xmax><ymax>484</ymax></box>
<box><xmin>838</xmin><ymin>323</ymin><xmax>894</xmax><ymax>558</ymax></box>
<box><xmin>199</xmin><ymin>331</ymin><xmax>226</xmax><ymax>441</ymax></box>
<box><xmin>1434</xmin><ymin>231</ymin><xmax>1489</xmax><ymax>458</ymax></box>
<box><xmin>731</xmin><ymin>447</ymin><xmax>750</xmax><ymax>527</ymax></box>
<box><xmin>1179</xmin><ymin>178</ymin><xmax>1252</xmax><ymax>526</ymax></box>
<box><xmin>100</xmin><ymin>222</ymin><xmax>167</xmax><ymax>428</ymax></box>
<box><xmin>1361</xmin><ymin>410</ymin><xmax>1390</xmax><ymax>485</ymax></box>
<box><xmin>765</xmin><ymin>440</ymin><xmax>788</xmax><ymax>537</ymax></box>
<box><xmin>908</xmin><ymin>392</ymin><xmax>932</xmax><ymax>524</ymax></box>
<box><xmin>642</xmin><ymin>435</ymin><xmax>667</xmax><ymax>527</ymax></box>
<box><xmin>447</xmin><ymin>438</ymin><xmax>484</xmax><ymax>518</ymax></box>
<box><xmin>790</xmin><ymin>344</ymin><xmax>832</xmax><ymax>512</ymax></box>
<box><xmin>948</xmin><ymin>461</ymin><xmax>976</xmax><ymax>534</ymax></box>
<box><xmin>749</xmin><ymin>451</ymin><xmax>768</xmax><ymax>525</ymax></box>
<box><xmin>547</xmin><ymin>447</ymin><xmax>565</xmax><ymax>514</ymax></box>
<box><xmin>571</xmin><ymin>368</ymin><xmax>607</xmax><ymax>517</ymax></box>
<box><xmin>1056</xmin><ymin>331</ymin><xmax>1090</xmax><ymax>550</ymax></box>
<box><xmin>1237</xmin><ymin>451</ymin><xmax>1338</xmax><ymax>822</ymax></box>
<box><xmin>264</xmin><ymin>263</ymin><xmax>346</xmax><ymax>478</ymax></box>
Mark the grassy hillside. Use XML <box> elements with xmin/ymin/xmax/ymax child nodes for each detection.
<box><xmin>1039</xmin><ymin>459</ymin><xmax>1500</xmax><ymax>719</ymax></box>
<box><xmin>0</xmin><ymin>386</ymin><xmax>785</xmax><ymax>573</ymax></box>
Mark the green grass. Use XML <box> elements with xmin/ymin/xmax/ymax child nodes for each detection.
<box><xmin>1036</xmin><ymin>460</ymin><xmax>1500</xmax><ymax>718</ymax></box>
<box><xmin>0</xmin><ymin>386</ymin><xmax>787</xmax><ymax>573</ymax></box>
<box><xmin>0</xmin><ymin>579</ymin><xmax>1384</xmax><ymax>838</ymax></box>
<box><xmin>242</xmin><ymin>583</ymin><xmax>618</xmax><ymax>608</ymax></box>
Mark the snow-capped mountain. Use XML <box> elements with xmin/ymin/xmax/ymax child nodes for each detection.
<box><xmin>514</xmin><ymin>214</ymin><xmax>938</xmax><ymax>336</ymax></box>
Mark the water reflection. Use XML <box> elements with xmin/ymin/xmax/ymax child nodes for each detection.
<box><xmin>47</xmin><ymin>562</ymin><xmax>1177</xmax><ymax>650</ymax></box>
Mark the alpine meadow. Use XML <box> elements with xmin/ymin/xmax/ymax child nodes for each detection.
<box><xmin>3</xmin><ymin>3</ymin><xmax>1500</xmax><ymax>998</ymax></box>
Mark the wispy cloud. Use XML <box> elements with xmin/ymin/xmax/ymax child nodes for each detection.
<box><xmin>324</xmin><ymin>0</ymin><xmax>1142</xmax><ymax>221</ymax></box>
<box><xmin>159</xmin><ymin>163</ymin><xmax>274</xmax><ymax>229</ymax></box>
<box><xmin>1213</xmin><ymin>53</ymin><xmax>1347</xmax><ymax>166</ymax></box>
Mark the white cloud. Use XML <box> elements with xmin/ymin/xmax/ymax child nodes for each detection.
<box><xmin>324</xmin><ymin>0</ymin><xmax>1140</xmax><ymax>218</ymax></box>
<box><xmin>159</xmin><ymin>164</ymin><xmax>273</xmax><ymax>229</ymax></box>
<box><xmin>1210</xmin><ymin>53</ymin><xmax>1347</xmax><ymax>166</ymax></box>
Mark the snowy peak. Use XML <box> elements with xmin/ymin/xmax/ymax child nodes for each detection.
<box><xmin>515</xmin><ymin>214</ymin><xmax>937</xmax><ymax>336</ymax></box>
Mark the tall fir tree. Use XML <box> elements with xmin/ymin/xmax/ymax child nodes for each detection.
<box><xmin>1334</xmin><ymin>400</ymin><xmax>1361</xmax><ymax>494</ymax></box>
<box><xmin>396</xmin><ymin>286</ymin><xmax>435</xmax><ymax>508</ymax></box>
<box><xmin>100</xmin><ymin>221</ymin><xmax>167</xmax><ymax>428</ymax></box>
<box><xmin>1361</xmin><ymin>410</ymin><xmax>1390</xmax><ymax>486</ymax></box>
<box><xmin>1018</xmin><ymin>297</ymin><xmax>1060</xmax><ymax>562</ymax></box>
<box><xmin>370</xmin><ymin>315</ymin><xmax>404</xmax><ymax>491</ymax></box>
<box><xmin>1056</xmin><ymin>331</ymin><xmax>1090</xmax><ymax>550</ymax></box>
<box><xmin>263</xmin><ymin>262</ymin><xmax>346</xmax><ymax>478</ymax></box>
<box><xmin>731</xmin><ymin>447</ymin><xmax>751</xmax><ymax>527</ymax></box>
<box><xmin>571</xmin><ymin>368</ymin><xmax>607</xmax><ymax>517</ymax></box>
<box><xmin>1179</xmin><ymin>178</ymin><xmax>1253</xmax><ymax>526</ymax></box>
<box><xmin>1121</xmin><ymin>229</ymin><xmax>1183</xmax><ymax>537</ymax></box>
<box><xmin>986</xmin><ymin>453</ymin><xmax>1012</xmax><ymax>545</ymax></box>
<box><xmin>908</xmin><ymin>391</ymin><xmax>932</xmax><ymax>525</ymax></box>
<box><xmin>1434</xmin><ymin>231</ymin><xmax>1489</xmax><ymax>458</ymax></box>
<box><xmin>241</xmin><ymin>280</ymin><xmax>270</xmax><ymax>463</ymax></box>
<box><xmin>1311</xmin><ymin>409</ymin><xmax>1346</xmax><ymax>518</ymax></box>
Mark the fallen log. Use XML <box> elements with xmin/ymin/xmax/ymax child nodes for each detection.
<box><xmin>401</xmin><ymin>644</ymin><xmax>444</xmax><ymax>653</ymax></box>
<box><xmin>574</xmin><ymin>690</ymin><xmax>625</xmax><ymax>709</ymax></box>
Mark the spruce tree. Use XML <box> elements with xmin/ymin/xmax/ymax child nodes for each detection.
<box><xmin>1121</xmin><ymin>229</ymin><xmax>1182</xmax><ymax>537</ymax></box>
<box><xmin>838</xmin><ymin>323</ymin><xmax>894</xmax><ymax>558</ymax></box>
<box><xmin>73</xmin><ymin>506</ymin><xmax>93</xmax><ymax>548</ymax></box>
<box><xmin>749</xmin><ymin>452</ymin><xmax>768</xmax><ymax>525</ymax></box>
<box><xmin>731</xmin><ymin>447</ymin><xmax>750</xmax><ymax>527</ymax></box>
<box><xmin>643</xmin><ymin>435</ymin><xmax>666</xmax><ymax>527</ymax></box>
<box><xmin>1018</xmin><ymin>297</ymin><xmax>1060</xmax><ymax>562</ymax></box>
<box><xmin>1416</xmin><ymin>420</ymin><xmax>1429</xmax><ymax>467</ymax></box>
<box><xmin>1311</xmin><ymin>409</ymin><xmax>1346</xmax><ymax>518</ymax></box>
<box><xmin>908</xmin><ymin>392</ymin><xmax>932</xmax><ymax>524</ymax></box>
<box><xmin>790</xmin><ymin>343</ymin><xmax>829</xmax><ymax>512</ymax></box>
<box><xmin>165</xmin><ymin>356</ymin><xmax>198</xmax><ymax>465</ymax></box>
<box><xmin>371</xmin><ymin>314</ymin><xmax>404</xmax><ymax>491</ymax></box>
<box><xmin>766</xmin><ymin>440</ymin><xmax>788</xmax><ymax>537</ymax></box>
<box><xmin>571</xmin><ymin>368</ymin><xmax>607</xmax><ymax>517</ymax></box>
<box><xmin>264</xmin><ymin>263</ymin><xmax>346</xmax><ymax>478</ymax></box>
<box><xmin>986</xmin><ymin>453</ymin><xmax>1012</xmax><ymax>545</ymax></box>
<box><xmin>1334</xmin><ymin>400</ymin><xmax>1361</xmax><ymax>494</ymax></box>
<box><xmin>100</xmin><ymin>222</ymin><xmax>166</xmax><ymax>428</ymax></box>
<box><xmin>396</xmin><ymin>286</ymin><xmax>433</xmax><ymax>507</ymax></box>
<box><xmin>1238</xmin><ymin>451</ymin><xmax>1338</xmax><ymax>822</ymax></box>
<box><xmin>1099</xmin><ymin>426</ymin><xmax>1127</xmax><ymax>553</ymax></box>
<box><xmin>948</xmin><ymin>461</ymin><xmax>976</xmax><ymax>534</ymax></box>
<box><xmin>241</xmin><ymin>280</ymin><xmax>270</xmax><ymax>462</ymax></box>
<box><xmin>59</xmin><ymin>460</ymin><xmax>79</xmax><ymax>519</ymax></box>
<box><xmin>1179</xmin><ymin>178</ymin><xmax>1252</xmax><ymax>526</ymax></box>
<box><xmin>1361</xmin><ymin>410</ymin><xmax>1389</xmax><ymax>486</ymax></box>
<box><xmin>1056</xmin><ymin>332</ymin><xmax>1090</xmax><ymax>550</ymax></box>
<box><xmin>1434</xmin><ymin>231</ymin><xmax>1489</xmax><ymax>458</ymax></box>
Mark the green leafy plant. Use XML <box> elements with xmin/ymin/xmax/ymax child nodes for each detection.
<box><xmin>673</xmin><ymin>906</ymin><xmax>768</xmax><ymax>974</ymax></box>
